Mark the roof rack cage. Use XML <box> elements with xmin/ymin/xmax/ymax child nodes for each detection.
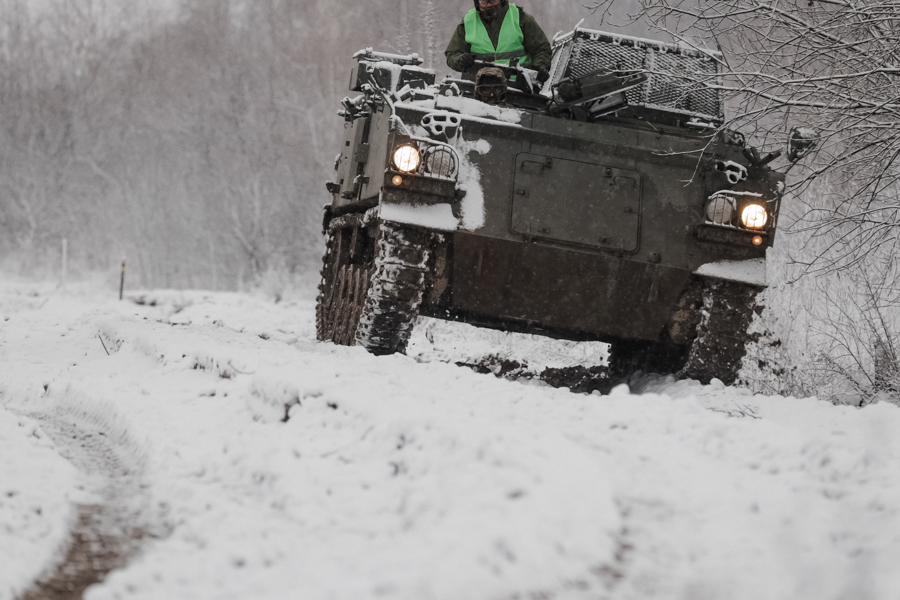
<box><xmin>549</xmin><ymin>28</ymin><xmax>724</xmax><ymax>124</ymax></box>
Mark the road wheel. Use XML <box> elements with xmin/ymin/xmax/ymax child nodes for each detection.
<box><xmin>330</xmin><ymin>265</ymin><xmax>373</xmax><ymax>346</ymax></box>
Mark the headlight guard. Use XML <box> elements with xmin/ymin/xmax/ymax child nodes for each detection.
<box><xmin>704</xmin><ymin>190</ymin><xmax>774</xmax><ymax>232</ymax></box>
<box><xmin>389</xmin><ymin>138</ymin><xmax>460</xmax><ymax>182</ymax></box>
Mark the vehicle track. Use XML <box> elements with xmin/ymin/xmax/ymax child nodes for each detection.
<box><xmin>16</xmin><ymin>412</ymin><xmax>151</xmax><ymax>600</ymax></box>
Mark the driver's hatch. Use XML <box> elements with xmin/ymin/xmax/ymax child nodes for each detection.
<box><xmin>510</xmin><ymin>153</ymin><xmax>641</xmax><ymax>252</ymax></box>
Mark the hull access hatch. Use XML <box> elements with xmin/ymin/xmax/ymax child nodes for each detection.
<box><xmin>510</xmin><ymin>153</ymin><xmax>642</xmax><ymax>252</ymax></box>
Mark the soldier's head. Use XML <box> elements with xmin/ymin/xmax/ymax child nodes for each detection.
<box><xmin>474</xmin><ymin>0</ymin><xmax>507</xmax><ymax>21</ymax></box>
<box><xmin>475</xmin><ymin>67</ymin><xmax>508</xmax><ymax>106</ymax></box>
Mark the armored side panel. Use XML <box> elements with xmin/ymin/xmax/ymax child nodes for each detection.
<box><xmin>447</xmin><ymin>234</ymin><xmax>691</xmax><ymax>341</ymax></box>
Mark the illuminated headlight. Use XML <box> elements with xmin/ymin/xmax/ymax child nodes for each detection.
<box><xmin>741</xmin><ymin>204</ymin><xmax>769</xmax><ymax>229</ymax></box>
<box><xmin>393</xmin><ymin>144</ymin><xmax>420</xmax><ymax>173</ymax></box>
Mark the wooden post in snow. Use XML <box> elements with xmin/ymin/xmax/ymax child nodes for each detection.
<box><xmin>120</xmin><ymin>260</ymin><xmax>126</xmax><ymax>301</ymax></box>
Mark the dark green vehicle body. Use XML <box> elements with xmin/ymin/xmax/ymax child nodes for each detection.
<box><xmin>325</xmin><ymin>30</ymin><xmax>784</xmax><ymax>350</ymax></box>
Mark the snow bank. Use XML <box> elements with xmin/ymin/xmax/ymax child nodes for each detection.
<box><xmin>408</xmin><ymin>317</ymin><xmax>609</xmax><ymax>370</ymax></box>
<box><xmin>0</xmin><ymin>286</ymin><xmax>620</xmax><ymax>599</ymax></box>
<box><xmin>4</xmin><ymin>281</ymin><xmax>900</xmax><ymax>600</ymax></box>
<box><xmin>88</xmin><ymin>315</ymin><xmax>619</xmax><ymax>599</ymax></box>
<box><xmin>0</xmin><ymin>407</ymin><xmax>78</xmax><ymax>600</ymax></box>
<box><xmin>638</xmin><ymin>377</ymin><xmax>900</xmax><ymax>599</ymax></box>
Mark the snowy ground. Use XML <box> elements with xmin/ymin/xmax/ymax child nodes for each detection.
<box><xmin>1</xmin><ymin>277</ymin><xmax>899</xmax><ymax>600</ymax></box>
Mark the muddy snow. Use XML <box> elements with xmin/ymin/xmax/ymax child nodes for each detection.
<box><xmin>1</xmin><ymin>277</ymin><xmax>899</xmax><ymax>600</ymax></box>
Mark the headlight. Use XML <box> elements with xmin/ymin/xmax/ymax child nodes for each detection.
<box><xmin>741</xmin><ymin>204</ymin><xmax>768</xmax><ymax>229</ymax></box>
<box><xmin>393</xmin><ymin>145</ymin><xmax>420</xmax><ymax>173</ymax></box>
<box><xmin>423</xmin><ymin>146</ymin><xmax>458</xmax><ymax>179</ymax></box>
<box><xmin>706</xmin><ymin>194</ymin><xmax>735</xmax><ymax>225</ymax></box>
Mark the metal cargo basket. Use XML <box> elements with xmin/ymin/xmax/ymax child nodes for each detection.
<box><xmin>549</xmin><ymin>28</ymin><xmax>724</xmax><ymax>124</ymax></box>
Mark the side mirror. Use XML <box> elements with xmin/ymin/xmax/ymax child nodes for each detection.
<box><xmin>787</xmin><ymin>127</ymin><xmax>819</xmax><ymax>162</ymax></box>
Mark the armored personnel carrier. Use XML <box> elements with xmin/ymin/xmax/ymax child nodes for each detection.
<box><xmin>316</xmin><ymin>27</ymin><xmax>813</xmax><ymax>385</ymax></box>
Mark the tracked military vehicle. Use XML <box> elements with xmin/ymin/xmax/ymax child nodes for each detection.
<box><xmin>316</xmin><ymin>27</ymin><xmax>814</xmax><ymax>385</ymax></box>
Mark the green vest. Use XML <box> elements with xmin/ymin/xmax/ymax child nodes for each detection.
<box><xmin>464</xmin><ymin>3</ymin><xmax>531</xmax><ymax>71</ymax></box>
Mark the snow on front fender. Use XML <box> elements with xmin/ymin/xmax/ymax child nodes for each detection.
<box><xmin>378</xmin><ymin>136</ymin><xmax>491</xmax><ymax>233</ymax></box>
<box><xmin>695</xmin><ymin>257</ymin><xmax>767</xmax><ymax>287</ymax></box>
<box><xmin>379</xmin><ymin>203</ymin><xmax>459</xmax><ymax>231</ymax></box>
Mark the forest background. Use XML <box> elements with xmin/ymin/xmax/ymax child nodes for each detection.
<box><xmin>0</xmin><ymin>0</ymin><xmax>614</xmax><ymax>289</ymax></box>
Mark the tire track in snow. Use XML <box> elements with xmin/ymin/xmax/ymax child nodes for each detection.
<box><xmin>16</xmin><ymin>411</ymin><xmax>153</xmax><ymax>600</ymax></box>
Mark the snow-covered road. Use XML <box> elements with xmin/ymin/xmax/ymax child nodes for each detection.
<box><xmin>1</xmin><ymin>279</ymin><xmax>899</xmax><ymax>600</ymax></box>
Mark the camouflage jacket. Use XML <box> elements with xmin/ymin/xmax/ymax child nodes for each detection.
<box><xmin>444</xmin><ymin>4</ymin><xmax>552</xmax><ymax>73</ymax></box>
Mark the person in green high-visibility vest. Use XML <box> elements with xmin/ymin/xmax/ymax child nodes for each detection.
<box><xmin>445</xmin><ymin>0</ymin><xmax>551</xmax><ymax>85</ymax></box>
